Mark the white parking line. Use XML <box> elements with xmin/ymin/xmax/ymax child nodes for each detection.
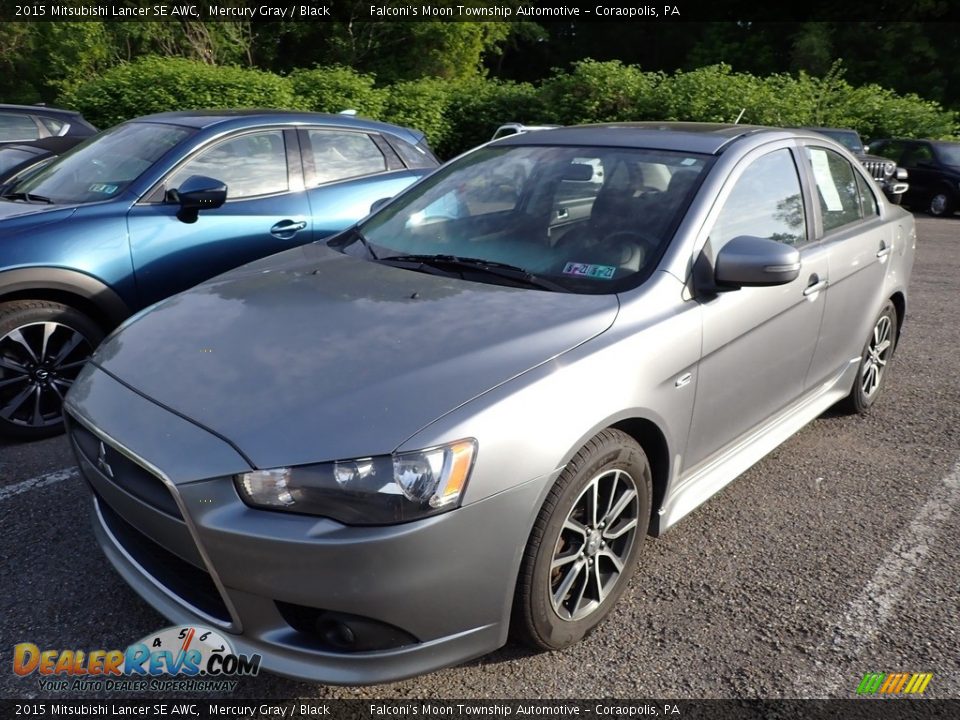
<box><xmin>801</xmin><ymin>460</ymin><xmax>960</xmax><ymax>698</ymax></box>
<box><xmin>0</xmin><ymin>467</ymin><xmax>78</xmax><ymax>502</ymax></box>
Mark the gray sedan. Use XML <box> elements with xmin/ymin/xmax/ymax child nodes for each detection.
<box><xmin>64</xmin><ymin>123</ymin><xmax>915</xmax><ymax>684</ymax></box>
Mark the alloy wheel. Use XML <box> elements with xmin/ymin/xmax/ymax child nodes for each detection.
<box><xmin>549</xmin><ymin>468</ymin><xmax>640</xmax><ymax>621</ymax></box>
<box><xmin>860</xmin><ymin>314</ymin><xmax>892</xmax><ymax>399</ymax></box>
<box><xmin>0</xmin><ymin>321</ymin><xmax>93</xmax><ymax>429</ymax></box>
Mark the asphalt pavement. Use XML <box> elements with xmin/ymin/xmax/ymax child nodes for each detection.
<box><xmin>1</xmin><ymin>217</ymin><xmax>957</xmax><ymax>701</ymax></box>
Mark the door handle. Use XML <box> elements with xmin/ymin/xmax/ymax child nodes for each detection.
<box><xmin>556</xmin><ymin>208</ymin><xmax>569</xmax><ymax>220</ymax></box>
<box><xmin>876</xmin><ymin>241</ymin><xmax>892</xmax><ymax>259</ymax></box>
<box><xmin>803</xmin><ymin>274</ymin><xmax>828</xmax><ymax>297</ymax></box>
<box><xmin>270</xmin><ymin>220</ymin><xmax>307</xmax><ymax>238</ymax></box>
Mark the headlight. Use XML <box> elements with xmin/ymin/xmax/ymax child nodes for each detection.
<box><xmin>234</xmin><ymin>439</ymin><xmax>477</xmax><ymax>525</ymax></box>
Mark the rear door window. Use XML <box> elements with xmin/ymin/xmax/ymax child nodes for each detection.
<box><xmin>0</xmin><ymin>113</ymin><xmax>40</xmax><ymax>142</ymax></box>
<box><xmin>804</xmin><ymin>147</ymin><xmax>863</xmax><ymax>233</ymax></box>
<box><xmin>306</xmin><ymin>130</ymin><xmax>386</xmax><ymax>184</ymax></box>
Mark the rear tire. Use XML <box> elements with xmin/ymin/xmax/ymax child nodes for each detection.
<box><xmin>512</xmin><ymin>429</ymin><xmax>651</xmax><ymax>651</ymax></box>
<box><xmin>0</xmin><ymin>300</ymin><xmax>103</xmax><ymax>439</ymax></box>
<box><xmin>838</xmin><ymin>300</ymin><xmax>898</xmax><ymax>415</ymax></box>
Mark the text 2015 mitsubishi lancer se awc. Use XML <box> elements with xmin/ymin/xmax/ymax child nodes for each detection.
<box><xmin>65</xmin><ymin>123</ymin><xmax>915</xmax><ymax>684</ymax></box>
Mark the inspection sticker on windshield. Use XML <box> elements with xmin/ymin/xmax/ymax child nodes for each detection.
<box><xmin>563</xmin><ymin>262</ymin><xmax>616</xmax><ymax>279</ymax></box>
<box><xmin>88</xmin><ymin>183</ymin><xmax>119</xmax><ymax>195</ymax></box>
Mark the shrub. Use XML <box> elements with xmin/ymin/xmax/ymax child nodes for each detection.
<box><xmin>439</xmin><ymin>78</ymin><xmax>545</xmax><ymax>158</ymax></box>
<box><xmin>287</xmin><ymin>65</ymin><xmax>387</xmax><ymax>117</ymax></box>
<box><xmin>539</xmin><ymin>60</ymin><xmax>662</xmax><ymax>125</ymax></box>
<box><xmin>380</xmin><ymin>78</ymin><xmax>456</xmax><ymax>154</ymax></box>
<box><xmin>653</xmin><ymin>63</ymin><xmax>778</xmax><ymax>125</ymax></box>
<box><xmin>58</xmin><ymin>56</ymin><xmax>301</xmax><ymax>128</ymax></box>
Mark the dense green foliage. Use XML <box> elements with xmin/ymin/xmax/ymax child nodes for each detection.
<box><xmin>58</xmin><ymin>57</ymin><xmax>301</xmax><ymax>129</ymax></box>
<box><xmin>55</xmin><ymin>55</ymin><xmax>958</xmax><ymax>158</ymax></box>
<box><xmin>288</xmin><ymin>66</ymin><xmax>386</xmax><ymax>117</ymax></box>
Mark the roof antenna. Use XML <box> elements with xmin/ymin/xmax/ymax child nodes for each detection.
<box><xmin>733</xmin><ymin>108</ymin><xmax>746</xmax><ymax>124</ymax></box>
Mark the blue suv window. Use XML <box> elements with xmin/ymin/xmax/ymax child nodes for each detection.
<box><xmin>168</xmin><ymin>130</ymin><xmax>289</xmax><ymax>200</ymax></box>
<box><xmin>308</xmin><ymin>130</ymin><xmax>386</xmax><ymax>184</ymax></box>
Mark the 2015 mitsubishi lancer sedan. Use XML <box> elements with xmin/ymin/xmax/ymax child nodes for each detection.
<box><xmin>65</xmin><ymin>123</ymin><xmax>915</xmax><ymax>684</ymax></box>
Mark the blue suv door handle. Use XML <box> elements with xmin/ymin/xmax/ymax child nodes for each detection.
<box><xmin>270</xmin><ymin>220</ymin><xmax>307</xmax><ymax>239</ymax></box>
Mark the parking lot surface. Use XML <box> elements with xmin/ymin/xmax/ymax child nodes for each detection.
<box><xmin>2</xmin><ymin>217</ymin><xmax>957</xmax><ymax>700</ymax></box>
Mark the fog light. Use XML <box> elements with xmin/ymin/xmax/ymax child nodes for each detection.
<box><xmin>318</xmin><ymin>620</ymin><xmax>356</xmax><ymax>650</ymax></box>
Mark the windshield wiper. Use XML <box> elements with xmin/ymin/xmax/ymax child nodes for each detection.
<box><xmin>1</xmin><ymin>191</ymin><xmax>53</xmax><ymax>204</ymax></box>
<box><xmin>329</xmin><ymin>227</ymin><xmax>379</xmax><ymax>260</ymax></box>
<box><xmin>379</xmin><ymin>254</ymin><xmax>567</xmax><ymax>292</ymax></box>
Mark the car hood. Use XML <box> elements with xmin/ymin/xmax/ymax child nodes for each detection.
<box><xmin>90</xmin><ymin>243</ymin><xmax>619</xmax><ymax>470</ymax></box>
<box><xmin>0</xmin><ymin>199</ymin><xmax>74</xmax><ymax>222</ymax></box>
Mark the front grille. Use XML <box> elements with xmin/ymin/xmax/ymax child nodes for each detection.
<box><xmin>862</xmin><ymin>159</ymin><xmax>893</xmax><ymax>181</ymax></box>
<box><xmin>70</xmin><ymin>421</ymin><xmax>182</xmax><ymax>519</ymax></box>
<box><xmin>96</xmin><ymin>494</ymin><xmax>232</xmax><ymax>624</ymax></box>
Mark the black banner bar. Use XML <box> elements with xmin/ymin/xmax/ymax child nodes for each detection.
<box><xmin>2</xmin><ymin>699</ymin><xmax>960</xmax><ymax>720</ymax></box>
<box><xmin>2</xmin><ymin>0</ymin><xmax>959</xmax><ymax>23</ymax></box>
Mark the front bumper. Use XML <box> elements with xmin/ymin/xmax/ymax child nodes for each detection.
<box><xmin>66</xmin><ymin>365</ymin><xmax>552</xmax><ymax>684</ymax></box>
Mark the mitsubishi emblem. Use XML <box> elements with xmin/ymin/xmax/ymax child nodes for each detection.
<box><xmin>96</xmin><ymin>441</ymin><xmax>114</xmax><ymax>479</ymax></box>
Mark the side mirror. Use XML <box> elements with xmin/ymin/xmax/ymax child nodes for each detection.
<box><xmin>370</xmin><ymin>197</ymin><xmax>392</xmax><ymax>214</ymax></box>
<box><xmin>168</xmin><ymin>175</ymin><xmax>227</xmax><ymax>224</ymax></box>
<box><xmin>713</xmin><ymin>236</ymin><xmax>801</xmax><ymax>290</ymax></box>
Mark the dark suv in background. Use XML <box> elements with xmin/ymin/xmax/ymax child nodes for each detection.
<box><xmin>867</xmin><ymin>138</ymin><xmax>960</xmax><ymax>217</ymax></box>
<box><xmin>0</xmin><ymin>104</ymin><xmax>98</xmax><ymax>143</ymax></box>
<box><xmin>801</xmin><ymin>127</ymin><xmax>908</xmax><ymax>205</ymax></box>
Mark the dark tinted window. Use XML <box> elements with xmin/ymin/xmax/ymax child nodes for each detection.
<box><xmin>869</xmin><ymin>141</ymin><xmax>905</xmax><ymax>163</ymax></box>
<box><xmin>934</xmin><ymin>143</ymin><xmax>960</xmax><ymax>165</ymax></box>
<box><xmin>308</xmin><ymin>130</ymin><xmax>385</xmax><ymax>184</ymax></box>
<box><xmin>168</xmin><ymin>130</ymin><xmax>288</xmax><ymax>200</ymax></box>
<box><xmin>0</xmin><ymin>113</ymin><xmax>39</xmax><ymax>142</ymax></box>
<box><xmin>815</xmin><ymin>129</ymin><xmax>863</xmax><ymax>155</ymax></box>
<box><xmin>805</xmin><ymin>147</ymin><xmax>862</xmax><ymax>233</ymax></box>
<box><xmin>711</xmin><ymin>149</ymin><xmax>807</xmax><ymax>248</ymax></box>
<box><xmin>900</xmin><ymin>144</ymin><xmax>934</xmax><ymax>168</ymax></box>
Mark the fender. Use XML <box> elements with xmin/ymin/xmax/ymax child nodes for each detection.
<box><xmin>0</xmin><ymin>267</ymin><xmax>132</xmax><ymax>326</ymax></box>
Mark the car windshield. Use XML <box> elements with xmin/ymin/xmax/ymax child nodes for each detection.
<box><xmin>816</xmin><ymin>129</ymin><xmax>863</xmax><ymax>155</ymax></box>
<box><xmin>10</xmin><ymin>122</ymin><xmax>194</xmax><ymax>204</ymax></box>
<box><xmin>934</xmin><ymin>143</ymin><xmax>960</xmax><ymax>166</ymax></box>
<box><xmin>355</xmin><ymin>145</ymin><xmax>711</xmax><ymax>293</ymax></box>
<box><xmin>0</xmin><ymin>147</ymin><xmax>38</xmax><ymax>174</ymax></box>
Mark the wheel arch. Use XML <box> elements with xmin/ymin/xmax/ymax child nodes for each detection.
<box><xmin>0</xmin><ymin>268</ymin><xmax>131</xmax><ymax>331</ymax></box>
<box><xmin>889</xmin><ymin>290</ymin><xmax>906</xmax><ymax>344</ymax></box>
<box><xmin>607</xmin><ymin>417</ymin><xmax>671</xmax><ymax>537</ymax></box>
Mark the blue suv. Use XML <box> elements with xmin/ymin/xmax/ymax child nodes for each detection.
<box><xmin>0</xmin><ymin>110</ymin><xmax>438</xmax><ymax>438</ymax></box>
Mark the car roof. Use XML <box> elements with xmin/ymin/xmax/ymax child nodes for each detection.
<box><xmin>800</xmin><ymin>126</ymin><xmax>858</xmax><ymax>134</ymax></box>
<box><xmin>492</xmin><ymin>122</ymin><xmax>792</xmax><ymax>155</ymax></box>
<box><xmin>0</xmin><ymin>104</ymin><xmax>85</xmax><ymax>118</ymax></box>
<box><xmin>131</xmin><ymin>110</ymin><xmax>426</xmax><ymax>144</ymax></box>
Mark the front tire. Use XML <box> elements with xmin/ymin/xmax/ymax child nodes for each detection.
<box><xmin>927</xmin><ymin>190</ymin><xmax>955</xmax><ymax>217</ymax></box>
<box><xmin>513</xmin><ymin>429</ymin><xmax>652</xmax><ymax>650</ymax></box>
<box><xmin>839</xmin><ymin>300</ymin><xmax>898</xmax><ymax>415</ymax></box>
<box><xmin>0</xmin><ymin>300</ymin><xmax>103</xmax><ymax>439</ymax></box>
